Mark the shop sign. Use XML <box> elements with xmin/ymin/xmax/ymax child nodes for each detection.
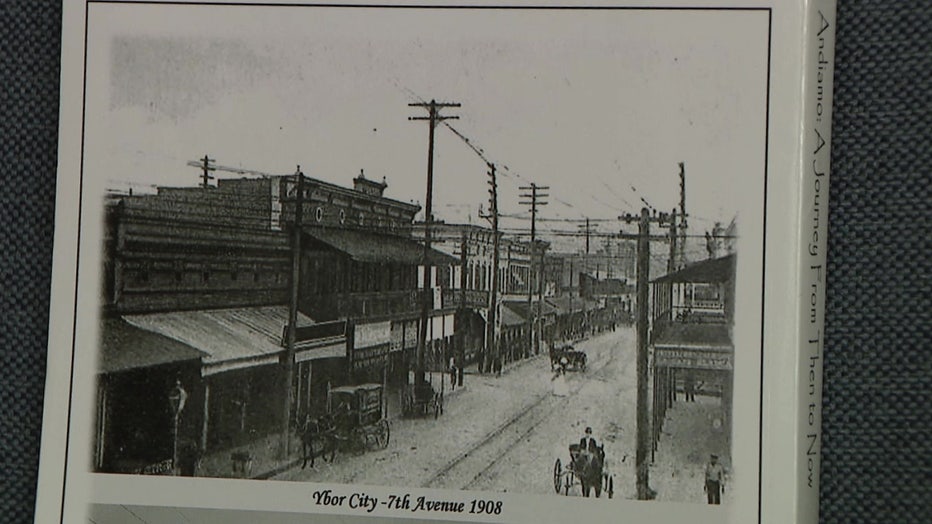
<box><xmin>352</xmin><ymin>343</ymin><xmax>390</xmax><ymax>370</ymax></box>
<box><xmin>355</xmin><ymin>321</ymin><xmax>391</xmax><ymax>348</ymax></box>
<box><xmin>654</xmin><ymin>348</ymin><xmax>733</xmax><ymax>371</ymax></box>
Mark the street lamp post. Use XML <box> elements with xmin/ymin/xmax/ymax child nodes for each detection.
<box><xmin>168</xmin><ymin>378</ymin><xmax>188</xmax><ymax>476</ymax></box>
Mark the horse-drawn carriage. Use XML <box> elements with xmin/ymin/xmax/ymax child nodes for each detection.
<box><xmin>400</xmin><ymin>380</ymin><xmax>444</xmax><ymax>418</ymax></box>
<box><xmin>550</xmin><ymin>344</ymin><xmax>587</xmax><ymax>372</ymax></box>
<box><xmin>553</xmin><ymin>443</ymin><xmax>614</xmax><ymax>498</ymax></box>
<box><xmin>301</xmin><ymin>383</ymin><xmax>390</xmax><ymax>469</ymax></box>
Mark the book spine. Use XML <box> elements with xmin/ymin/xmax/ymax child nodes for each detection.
<box><xmin>797</xmin><ymin>0</ymin><xmax>836</xmax><ymax>521</ymax></box>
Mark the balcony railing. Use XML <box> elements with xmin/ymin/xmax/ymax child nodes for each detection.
<box><xmin>301</xmin><ymin>289</ymin><xmax>431</xmax><ymax>321</ymax></box>
<box><xmin>441</xmin><ymin>288</ymin><xmax>490</xmax><ymax>309</ymax></box>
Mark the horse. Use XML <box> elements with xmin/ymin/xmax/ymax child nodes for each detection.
<box><xmin>301</xmin><ymin>414</ymin><xmax>336</xmax><ymax>469</ymax></box>
<box><xmin>572</xmin><ymin>445</ymin><xmax>605</xmax><ymax>498</ymax></box>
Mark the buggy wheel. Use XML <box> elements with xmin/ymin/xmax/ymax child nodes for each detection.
<box><xmin>553</xmin><ymin>459</ymin><xmax>562</xmax><ymax>494</ymax></box>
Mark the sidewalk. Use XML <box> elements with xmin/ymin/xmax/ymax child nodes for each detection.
<box><xmin>194</xmin><ymin>360</ymin><xmax>540</xmax><ymax>481</ymax></box>
<box><xmin>648</xmin><ymin>395</ymin><xmax>731</xmax><ymax>503</ymax></box>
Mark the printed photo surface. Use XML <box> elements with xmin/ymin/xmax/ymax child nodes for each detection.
<box><xmin>43</xmin><ymin>2</ymin><xmax>776</xmax><ymax>523</ymax></box>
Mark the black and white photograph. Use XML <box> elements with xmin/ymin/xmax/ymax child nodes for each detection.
<box><xmin>37</xmin><ymin>2</ymin><xmax>795</xmax><ymax>523</ymax></box>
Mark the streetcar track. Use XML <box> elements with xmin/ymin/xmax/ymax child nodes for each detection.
<box><xmin>421</xmin><ymin>390</ymin><xmax>551</xmax><ymax>488</ymax></box>
<box><xmin>423</xmin><ymin>337</ymin><xmax>619</xmax><ymax>490</ymax></box>
<box><xmin>462</xmin><ymin>340</ymin><xmax>622</xmax><ymax>490</ymax></box>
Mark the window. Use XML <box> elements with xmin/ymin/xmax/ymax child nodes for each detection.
<box><xmin>316</xmin><ymin>207</ymin><xmax>323</xmax><ymax>222</ymax></box>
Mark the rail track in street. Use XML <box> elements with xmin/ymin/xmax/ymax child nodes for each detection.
<box><xmin>424</xmin><ymin>335</ymin><xmax>619</xmax><ymax>491</ymax></box>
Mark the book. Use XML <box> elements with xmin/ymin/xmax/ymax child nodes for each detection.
<box><xmin>34</xmin><ymin>1</ymin><xmax>835</xmax><ymax>523</ymax></box>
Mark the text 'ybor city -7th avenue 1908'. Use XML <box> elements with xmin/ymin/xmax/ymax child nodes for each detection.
<box><xmin>312</xmin><ymin>489</ymin><xmax>504</xmax><ymax>515</ymax></box>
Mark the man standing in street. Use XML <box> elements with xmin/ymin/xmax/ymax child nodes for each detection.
<box><xmin>704</xmin><ymin>454</ymin><xmax>726</xmax><ymax>504</ymax></box>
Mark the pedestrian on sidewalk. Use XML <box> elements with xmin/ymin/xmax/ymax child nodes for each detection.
<box><xmin>448</xmin><ymin>357</ymin><xmax>457</xmax><ymax>391</ymax></box>
<box><xmin>684</xmin><ymin>372</ymin><xmax>697</xmax><ymax>402</ymax></box>
<box><xmin>704</xmin><ymin>454</ymin><xmax>726</xmax><ymax>504</ymax></box>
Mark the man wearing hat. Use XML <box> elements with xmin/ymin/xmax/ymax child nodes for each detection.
<box><xmin>580</xmin><ymin>426</ymin><xmax>599</xmax><ymax>454</ymax></box>
<box><xmin>704</xmin><ymin>454</ymin><xmax>726</xmax><ymax>504</ymax></box>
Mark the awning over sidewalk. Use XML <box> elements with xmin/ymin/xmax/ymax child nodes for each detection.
<box><xmin>99</xmin><ymin>317</ymin><xmax>206</xmax><ymax>374</ymax></box>
<box><xmin>123</xmin><ymin>306</ymin><xmax>345</xmax><ymax>376</ymax></box>
<box><xmin>652</xmin><ymin>254</ymin><xmax>735</xmax><ymax>284</ymax></box>
<box><xmin>304</xmin><ymin>227</ymin><xmax>457</xmax><ymax>265</ymax></box>
<box><xmin>499</xmin><ymin>306</ymin><xmax>526</xmax><ymax>327</ymax></box>
<box><xmin>502</xmin><ymin>300</ymin><xmax>559</xmax><ymax>320</ymax></box>
<box><xmin>545</xmin><ymin>296</ymin><xmax>600</xmax><ymax>315</ymax></box>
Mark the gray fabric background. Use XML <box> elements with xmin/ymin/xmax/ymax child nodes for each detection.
<box><xmin>1</xmin><ymin>1</ymin><xmax>928</xmax><ymax>522</ymax></box>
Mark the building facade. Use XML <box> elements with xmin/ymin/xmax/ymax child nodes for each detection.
<box><xmin>648</xmin><ymin>254</ymin><xmax>736</xmax><ymax>457</ymax></box>
<box><xmin>95</xmin><ymin>171</ymin><xmax>456</xmax><ymax>474</ymax></box>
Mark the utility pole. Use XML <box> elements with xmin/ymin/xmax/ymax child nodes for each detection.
<box><xmin>409</xmin><ymin>99</ymin><xmax>460</xmax><ymax>387</ymax></box>
<box><xmin>458</xmin><ymin>233</ymin><xmax>467</xmax><ymax>386</ymax></box>
<box><xmin>281</xmin><ymin>166</ymin><xmax>303</xmax><ymax>458</ymax></box>
<box><xmin>678</xmin><ymin>162</ymin><xmax>687</xmax><ymax>270</ymax></box>
<box><xmin>483</xmin><ymin>163</ymin><xmax>501</xmax><ymax>374</ymax></box>
<box><xmin>197</xmin><ymin>154</ymin><xmax>215</xmax><ymax>188</ymax></box>
<box><xmin>537</xmin><ymin>240</ymin><xmax>546</xmax><ymax>355</ymax></box>
<box><xmin>577</xmin><ymin>217</ymin><xmax>592</xmax><ymax>255</ymax></box>
<box><xmin>668</xmin><ymin>209</ymin><xmax>678</xmax><ymax>274</ymax></box>
<box><xmin>519</xmin><ymin>183</ymin><xmax>548</xmax><ymax>356</ymax></box>
<box><xmin>619</xmin><ymin>207</ymin><xmax>671</xmax><ymax>500</ymax></box>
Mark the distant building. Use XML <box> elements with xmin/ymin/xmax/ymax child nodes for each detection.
<box><xmin>410</xmin><ymin>222</ymin><xmax>534</xmax><ymax>370</ymax></box>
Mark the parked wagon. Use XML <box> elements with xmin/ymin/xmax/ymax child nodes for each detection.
<box><xmin>400</xmin><ymin>380</ymin><xmax>443</xmax><ymax>418</ymax></box>
<box><xmin>327</xmin><ymin>383</ymin><xmax>391</xmax><ymax>451</ymax></box>
<box><xmin>550</xmin><ymin>344</ymin><xmax>587</xmax><ymax>372</ymax></box>
<box><xmin>553</xmin><ymin>443</ymin><xmax>614</xmax><ymax>498</ymax></box>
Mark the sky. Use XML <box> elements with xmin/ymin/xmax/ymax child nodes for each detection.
<box><xmin>83</xmin><ymin>3</ymin><xmax>769</xmax><ymax>254</ymax></box>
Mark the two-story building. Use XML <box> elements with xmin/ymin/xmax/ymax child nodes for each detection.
<box><xmin>648</xmin><ymin>254</ymin><xmax>736</xmax><ymax>456</ymax></box>
<box><xmin>95</xmin><ymin>170</ymin><xmax>455</xmax><ymax>474</ymax></box>
<box><xmin>283</xmin><ymin>173</ymin><xmax>457</xmax><ymax>398</ymax></box>
<box><xmin>409</xmin><ymin>222</ymin><xmax>535</xmax><ymax>373</ymax></box>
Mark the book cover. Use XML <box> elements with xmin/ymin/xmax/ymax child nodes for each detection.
<box><xmin>34</xmin><ymin>1</ymin><xmax>835</xmax><ymax>523</ymax></box>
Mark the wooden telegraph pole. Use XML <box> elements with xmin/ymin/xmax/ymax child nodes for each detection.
<box><xmin>281</xmin><ymin>166</ymin><xmax>304</xmax><ymax>458</ymax></box>
<box><xmin>619</xmin><ymin>207</ymin><xmax>673</xmax><ymax>500</ymax></box>
<box><xmin>409</xmin><ymin>100</ymin><xmax>459</xmax><ymax>387</ymax></box>
<box><xmin>198</xmin><ymin>154</ymin><xmax>215</xmax><ymax>188</ymax></box>
<box><xmin>519</xmin><ymin>183</ymin><xmax>548</xmax><ymax>357</ymax></box>
<box><xmin>486</xmin><ymin>163</ymin><xmax>501</xmax><ymax>374</ymax></box>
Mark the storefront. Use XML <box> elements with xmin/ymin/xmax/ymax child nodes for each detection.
<box><xmin>122</xmin><ymin>305</ymin><xmax>342</xmax><ymax>454</ymax></box>
<box><xmin>648</xmin><ymin>255</ymin><xmax>736</xmax><ymax>455</ymax></box>
<box><xmin>95</xmin><ymin>317</ymin><xmax>205</xmax><ymax>475</ymax></box>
